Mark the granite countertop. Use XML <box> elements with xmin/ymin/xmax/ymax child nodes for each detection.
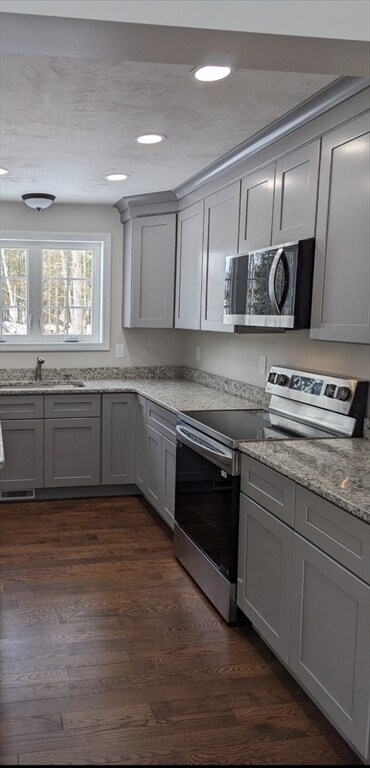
<box><xmin>239</xmin><ymin>438</ymin><xmax>370</xmax><ymax>523</ymax></box>
<box><xmin>0</xmin><ymin>376</ymin><xmax>368</xmax><ymax>523</ymax></box>
<box><xmin>0</xmin><ymin>378</ymin><xmax>261</xmax><ymax>414</ymax></box>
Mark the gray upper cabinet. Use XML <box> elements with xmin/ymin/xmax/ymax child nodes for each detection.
<box><xmin>310</xmin><ymin>113</ymin><xmax>370</xmax><ymax>344</ymax></box>
<box><xmin>201</xmin><ymin>181</ymin><xmax>240</xmax><ymax>332</ymax></box>
<box><xmin>122</xmin><ymin>213</ymin><xmax>177</xmax><ymax>328</ymax></box>
<box><xmin>272</xmin><ymin>140</ymin><xmax>320</xmax><ymax>245</ymax></box>
<box><xmin>175</xmin><ymin>201</ymin><xmax>204</xmax><ymax>329</ymax></box>
<box><xmin>101</xmin><ymin>394</ymin><xmax>136</xmax><ymax>485</ymax></box>
<box><xmin>239</xmin><ymin>164</ymin><xmax>275</xmax><ymax>253</ymax></box>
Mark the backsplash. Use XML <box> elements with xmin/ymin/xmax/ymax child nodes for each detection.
<box><xmin>181</xmin><ymin>366</ymin><xmax>270</xmax><ymax>407</ymax></box>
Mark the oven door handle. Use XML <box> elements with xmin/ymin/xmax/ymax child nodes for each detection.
<box><xmin>176</xmin><ymin>424</ymin><xmax>234</xmax><ymax>472</ymax></box>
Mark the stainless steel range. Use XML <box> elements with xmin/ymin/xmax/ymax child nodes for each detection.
<box><xmin>174</xmin><ymin>367</ymin><xmax>368</xmax><ymax>623</ymax></box>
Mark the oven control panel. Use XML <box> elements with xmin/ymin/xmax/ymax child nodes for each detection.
<box><xmin>265</xmin><ymin>366</ymin><xmax>368</xmax><ymax>417</ymax></box>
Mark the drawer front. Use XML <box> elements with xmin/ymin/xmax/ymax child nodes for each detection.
<box><xmin>146</xmin><ymin>399</ymin><xmax>176</xmax><ymax>441</ymax></box>
<box><xmin>0</xmin><ymin>396</ymin><xmax>43</xmax><ymax>420</ymax></box>
<box><xmin>44</xmin><ymin>394</ymin><xmax>101</xmax><ymax>419</ymax></box>
<box><xmin>295</xmin><ymin>486</ymin><xmax>370</xmax><ymax>583</ymax></box>
<box><xmin>241</xmin><ymin>455</ymin><xmax>295</xmax><ymax>526</ymax></box>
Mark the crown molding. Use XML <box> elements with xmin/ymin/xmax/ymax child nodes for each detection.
<box><xmin>174</xmin><ymin>76</ymin><xmax>370</xmax><ymax>199</ymax></box>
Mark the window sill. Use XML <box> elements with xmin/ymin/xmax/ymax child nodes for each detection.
<box><xmin>0</xmin><ymin>342</ymin><xmax>110</xmax><ymax>352</ymax></box>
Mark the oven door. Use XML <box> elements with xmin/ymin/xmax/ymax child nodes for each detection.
<box><xmin>175</xmin><ymin>428</ymin><xmax>240</xmax><ymax>581</ymax></box>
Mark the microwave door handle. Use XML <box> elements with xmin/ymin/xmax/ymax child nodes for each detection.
<box><xmin>268</xmin><ymin>247</ymin><xmax>284</xmax><ymax>315</ymax></box>
<box><xmin>176</xmin><ymin>425</ymin><xmax>233</xmax><ymax>470</ymax></box>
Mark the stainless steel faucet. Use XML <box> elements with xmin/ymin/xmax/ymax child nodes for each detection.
<box><xmin>35</xmin><ymin>356</ymin><xmax>45</xmax><ymax>381</ymax></box>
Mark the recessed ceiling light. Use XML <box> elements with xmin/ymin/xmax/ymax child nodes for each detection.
<box><xmin>192</xmin><ymin>65</ymin><xmax>232</xmax><ymax>82</ymax></box>
<box><xmin>105</xmin><ymin>173</ymin><xmax>129</xmax><ymax>181</ymax></box>
<box><xmin>136</xmin><ymin>134</ymin><xmax>166</xmax><ymax>145</ymax></box>
<box><xmin>0</xmin><ymin>168</ymin><xmax>9</xmax><ymax>175</ymax></box>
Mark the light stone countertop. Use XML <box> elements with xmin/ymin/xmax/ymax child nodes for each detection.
<box><xmin>0</xmin><ymin>377</ymin><xmax>368</xmax><ymax>522</ymax></box>
<box><xmin>239</xmin><ymin>438</ymin><xmax>370</xmax><ymax>523</ymax></box>
<box><xmin>0</xmin><ymin>378</ymin><xmax>261</xmax><ymax>413</ymax></box>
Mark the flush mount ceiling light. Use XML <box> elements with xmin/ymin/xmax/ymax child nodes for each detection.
<box><xmin>136</xmin><ymin>134</ymin><xmax>166</xmax><ymax>144</ymax></box>
<box><xmin>192</xmin><ymin>65</ymin><xmax>232</xmax><ymax>82</ymax></box>
<box><xmin>105</xmin><ymin>173</ymin><xmax>129</xmax><ymax>181</ymax></box>
<box><xmin>0</xmin><ymin>167</ymin><xmax>9</xmax><ymax>176</ymax></box>
<box><xmin>21</xmin><ymin>193</ymin><xmax>55</xmax><ymax>211</ymax></box>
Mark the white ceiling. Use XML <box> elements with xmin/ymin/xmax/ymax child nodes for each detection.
<box><xmin>0</xmin><ymin>6</ymin><xmax>363</xmax><ymax>204</ymax></box>
<box><xmin>0</xmin><ymin>51</ymin><xmax>336</xmax><ymax>205</ymax></box>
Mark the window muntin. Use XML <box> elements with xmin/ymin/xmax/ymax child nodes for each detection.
<box><xmin>0</xmin><ymin>234</ymin><xmax>110</xmax><ymax>348</ymax></box>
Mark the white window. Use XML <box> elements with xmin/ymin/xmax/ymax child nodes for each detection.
<box><xmin>0</xmin><ymin>231</ymin><xmax>111</xmax><ymax>350</ymax></box>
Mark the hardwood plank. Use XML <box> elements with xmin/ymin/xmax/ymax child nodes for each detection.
<box><xmin>0</xmin><ymin>495</ymin><xmax>361</xmax><ymax>766</ymax></box>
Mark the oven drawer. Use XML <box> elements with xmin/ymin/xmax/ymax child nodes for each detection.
<box><xmin>241</xmin><ymin>455</ymin><xmax>295</xmax><ymax>526</ymax></box>
<box><xmin>295</xmin><ymin>486</ymin><xmax>370</xmax><ymax>582</ymax></box>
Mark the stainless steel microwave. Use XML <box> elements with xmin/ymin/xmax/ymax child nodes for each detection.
<box><xmin>224</xmin><ymin>238</ymin><xmax>315</xmax><ymax>329</ymax></box>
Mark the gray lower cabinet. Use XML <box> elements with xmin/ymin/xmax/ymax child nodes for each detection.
<box><xmin>146</xmin><ymin>425</ymin><xmax>162</xmax><ymax>513</ymax></box>
<box><xmin>161</xmin><ymin>436</ymin><xmax>176</xmax><ymax>529</ymax></box>
<box><xmin>238</xmin><ymin>454</ymin><xmax>370</xmax><ymax>762</ymax></box>
<box><xmin>137</xmin><ymin>398</ymin><xmax>176</xmax><ymax>530</ymax></box>
<box><xmin>0</xmin><ymin>419</ymin><xmax>43</xmax><ymax>491</ymax></box>
<box><xmin>135</xmin><ymin>395</ymin><xmax>147</xmax><ymax>493</ymax></box>
<box><xmin>44</xmin><ymin>417</ymin><xmax>101</xmax><ymax>487</ymax></box>
<box><xmin>146</xmin><ymin>427</ymin><xmax>176</xmax><ymax>530</ymax></box>
<box><xmin>290</xmin><ymin>534</ymin><xmax>370</xmax><ymax>759</ymax></box>
<box><xmin>122</xmin><ymin>213</ymin><xmax>177</xmax><ymax>328</ymax></box>
<box><xmin>310</xmin><ymin>112</ymin><xmax>370</xmax><ymax>343</ymax></box>
<box><xmin>101</xmin><ymin>394</ymin><xmax>135</xmax><ymax>485</ymax></box>
<box><xmin>237</xmin><ymin>493</ymin><xmax>293</xmax><ymax>663</ymax></box>
<box><xmin>201</xmin><ymin>181</ymin><xmax>240</xmax><ymax>332</ymax></box>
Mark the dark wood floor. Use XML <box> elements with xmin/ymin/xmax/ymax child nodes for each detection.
<box><xmin>0</xmin><ymin>495</ymin><xmax>362</xmax><ymax>766</ymax></box>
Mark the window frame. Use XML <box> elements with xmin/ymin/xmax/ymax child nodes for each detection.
<box><xmin>0</xmin><ymin>230</ymin><xmax>111</xmax><ymax>351</ymax></box>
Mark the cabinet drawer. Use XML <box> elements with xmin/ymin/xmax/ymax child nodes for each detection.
<box><xmin>295</xmin><ymin>486</ymin><xmax>370</xmax><ymax>583</ymax></box>
<box><xmin>44</xmin><ymin>394</ymin><xmax>101</xmax><ymax>419</ymax></box>
<box><xmin>146</xmin><ymin>399</ymin><xmax>176</xmax><ymax>440</ymax></box>
<box><xmin>0</xmin><ymin>395</ymin><xmax>43</xmax><ymax>420</ymax></box>
<box><xmin>241</xmin><ymin>455</ymin><xmax>295</xmax><ymax>526</ymax></box>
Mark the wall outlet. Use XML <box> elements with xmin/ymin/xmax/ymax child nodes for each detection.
<box><xmin>259</xmin><ymin>355</ymin><xmax>267</xmax><ymax>375</ymax></box>
<box><xmin>115</xmin><ymin>344</ymin><xmax>125</xmax><ymax>359</ymax></box>
<box><xmin>195</xmin><ymin>344</ymin><xmax>201</xmax><ymax>361</ymax></box>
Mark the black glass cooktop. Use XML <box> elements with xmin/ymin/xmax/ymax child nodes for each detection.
<box><xmin>178</xmin><ymin>409</ymin><xmax>333</xmax><ymax>448</ymax></box>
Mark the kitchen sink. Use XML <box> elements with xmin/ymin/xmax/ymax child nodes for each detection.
<box><xmin>0</xmin><ymin>380</ymin><xmax>86</xmax><ymax>388</ymax></box>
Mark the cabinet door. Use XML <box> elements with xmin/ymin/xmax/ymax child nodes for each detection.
<box><xmin>0</xmin><ymin>420</ymin><xmax>43</xmax><ymax>490</ymax></box>
<box><xmin>310</xmin><ymin>113</ymin><xmax>370</xmax><ymax>343</ymax></box>
<box><xmin>161</xmin><ymin>436</ymin><xmax>176</xmax><ymax>531</ymax></box>
<box><xmin>175</xmin><ymin>201</ymin><xmax>204</xmax><ymax>329</ymax></box>
<box><xmin>101</xmin><ymin>394</ymin><xmax>135</xmax><ymax>485</ymax></box>
<box><xmin>290</xmin><ymin>534</ymin><xmax>370</xmax><ymax>759</ymax></box>
<box><xmin>135</xmin><ymin>395</ymin><xmax>147</xmax><ymax>493</ymax></box>
<box><xmin>201</xmin><ymin>182</ymin><xmax>240</xmax><ymax>332</ymax></box>
<box><xmin>146</xmin><ymin>425</ymin><xmax>162</xmax><ymax>513</ymax></box>
<box><xmin>44</xmin><ymin>418</ymin><xmax>100</xmax><ymax>487</ymax></box>
<box><xmin>272</xmin><ymin>140</ymin><xmax>320</xmax><ymax>244</ymax></box>
<box><xmin>239</xmin><ymin>164</ymin><xmax>275</xmax><ymax>253</ymax></box>
<box><xmin>131</xmin><ymin>214</ymin><xmax>176</xmax><ymax>328</ymax></box>
<box><xmin>237</xmin><ymin>494</ymin><xmax>293</xmax><ymax>663</ymax></box>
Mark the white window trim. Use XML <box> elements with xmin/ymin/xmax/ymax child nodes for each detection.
<box><xmin>0</xmin><ymin>230</ymin><xmax>111</xmax><ymax>351</ymax></box>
